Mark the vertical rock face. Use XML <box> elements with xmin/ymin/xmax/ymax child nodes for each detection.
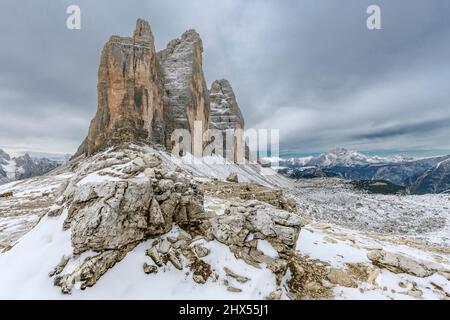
<box><xmin>77</xmin><ymin>19</ymin><xmax>246</xmax><ymax>162</ymax></box>
<box><xmin>84</xmin><ymin>19</ymin><xmax>165</xmax><ymax>156</ymax></box>
<box><xmin>158</xmin><ymin>30</ymin><xmax>210</xmax><ymax>149</ymax></box>
<box><xmin>209</xmin><ymin>79</ymin><xmax>244</xmax><ymax>131</ymax></box>
<box><xmin>208</xmin><ymin>79</ymin><xmax>245</xmax><ymax>161</ymax></box>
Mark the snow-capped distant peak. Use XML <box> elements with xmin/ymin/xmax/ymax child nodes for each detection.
<box><xmin>311</xmin><ymin>148</ymin><xmax>372</xmax><ymax>167</ymax></box>
<box><xmin>273</xmin><ymin>148</ymin><xmax>419</xmax><ymax>169</ymax></box>
<box><xmin>0</xmin><ymin>148</ymin><xmax>64</xmax><ymax>185</ymax></box>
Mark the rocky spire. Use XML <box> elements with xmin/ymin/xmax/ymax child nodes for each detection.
<box><xmin>80</xmin><ymin>19</ymin><xmax>165</xmax><ymax>156</ymax></box>
<box><xmin>208</xmin><ymin>79</ymin><xmax>246</xmax><ymax>161</ymax></box>
<box><xmin>158</xmin><ymin>29</ymin><xmax>210</xmax><ymax>150</ymax></box>
<box><xmin>76</xmin><ymin>20</ymin><xmax>249</xmax><ymax>160</ymax></box>
<box><xmin>133</xmin><ymin>18</ymin><xmax>153</xmax><ymax>41</ymax></box>
<box><xmin>209</xmin><ymin>79</ymin><xmax>244</xmax><ymax>131</ymax></box>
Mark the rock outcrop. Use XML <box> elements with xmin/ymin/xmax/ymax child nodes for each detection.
<box><xmin>40</xmin><ymin>19</ymin><xmax>305</xmax><ymax>296</ymax></box>
<box><xmin>158</xmin><ymin>30</ymin><xmax>210</xmax><ymax>151</ymax></box>
<box><xmin>367</xmin><ymin>249</ymin><xmax>449</xmax><ymax>278</ymax></box>
<box><xmin>76</xmin><ymin>18</ymin><xmax>254</xmax><ymax>166</ymax></box>
<box><xmin>200</xmin><ymin>180</ymin><xmax>298</xmax><ymax>213</ymax></box>
<box><xmin>208</xmin><ymin>80</ymin><xmax>245</xmax><ymax>161</ymax></box>
<box><xmin>60</xmin><ymin>152</ymin><xmax>204</xmax><ymax>255</ymax></box>
<box><xmin>82</xmin><ymin>19</ymin><xmax>165</xmax><ymax>156</ymax></box>
<box><xmin>208</xmin><ymin>80</ymin><xmax>244</xmax><ymax>132</ymax></box>
<box><xmin>50</xmin><ymin>147</ymin><xmax>207</xmax><ymax>292</ymax></box>
<box><xmin>77</xmin><ymin>20</ymin><xmax>213</xmax><ymax>158</ymax></box>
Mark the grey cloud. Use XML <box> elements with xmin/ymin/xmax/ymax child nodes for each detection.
<box><xmin>353</xmin><ymin>118</ymin><xmax>450</xmax><ymax>141</ymax></box>
<box><xmin>0</xmin><ymin>0</ymin><xmax>449</xmax><ymax>156</ymax></box>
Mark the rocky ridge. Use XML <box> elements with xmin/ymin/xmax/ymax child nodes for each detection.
<box><xmin>1</xmin><ymin>144</ymin><xmax>449</xmax><ymax>299</ymax></box>
<box><xmin>277</xmin><ymin>148</ymin><xmax>450</xmax><ymax>194</ymax></box>
<box><xmin>0</xmin><ymin>149</ymin><xmax>62</xmax><ymax>185</ymax></box>
<box><xmin>1</xmin><ymin>19</ymin><xmax>449</xmax><ymax>300</ymax></box>
<box><xmin>45</xmin><ymin>145</ymin><xmax>304</xmax><ymax>294</ymax></box>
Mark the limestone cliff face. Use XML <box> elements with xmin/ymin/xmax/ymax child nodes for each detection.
<box><xmin>209</xmin><ymin>79</ymin><xmax>244</xmax><ymax>131</ymax></box>
<box><xmin>77</xmin><ymin>19</ymin><xmax>248</xmax><ymax>161</ymax></box>
<box><xmin>84</xmin><ymin>19</ymin><xmax>165</xmax><ymax>156</ymax></box>
<box><xmin>158</xmin><ymin>30</ymin><xmax>210</xmax><ymax>150</ymax></box>
<box><xmin>208</xmin><ymin>79</ymin><xmax>246</xmax><ymax>161</ymax></box>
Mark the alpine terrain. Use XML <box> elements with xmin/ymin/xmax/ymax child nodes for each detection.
<box><xmin>0</xmin><ymin>20</ymin><xmax>448</xmax><ymax>300</ymax></box>
<box><xmin>0</xmin><ymin>149</ymin><xmax>65</xmax><ymax>185</ymax></box>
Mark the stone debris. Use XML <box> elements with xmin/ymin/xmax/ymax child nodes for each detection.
<box><xmin>48</xmin><ymin>255</ymin><xmax>70</xmax><ymax>277</ymax></box>
<box><xmin>146</xmin><ymin>246</ymin><xmax>163</xmax><ymax>267</ymax></box>
<box><xmin>407</xmin><ymin>288</ymin><xmax>423</xmax><ymax>298</ymax></box>
<box><xmin>223</xmin><ymin>267</ymin><xmax>250</xmax><ymax>284</ymax></box>
<box><xmin>201</xmin><ymin>181</ymin><xmax>297</xmax><ymax>213</ymax></box>
<box><xmin>158</xmin><ymin>238</ymin><xmax>172</xmax><ymax>254</ymax></box>
<box><xmin>50</xmin><ymin>146</ymin><xmax>206</xmax><ymax>293</ymax></box>
<box><xmin>53</xmin><ymin>247</ymin><xmax>132</xmax><ymax>293</ymax></box>
<box><xmin>190</xmin><ymin>258</ymin><xmax>212</xmax><ymax>284</ymax></box>
<box><xmin>47</xmin><ymin>204</ymin><xmax>64</xmax><ymax>217</ymax></box>
<box><xmin>226</xmin><ymin>172</ymin><xmax>239</xmax><ymax>183</ymax></box>
<box><xmin>167</xmin><ymin>250</ymin><xmax>183</xmax><ymax>270</ymax></box>
<box><xmin>204</xmin><ymin>199</ymin><xmax>303</xmax><ymax>251</ymax></box>
<box><xmin>193</xmin><ymin>244</ymin><xmax>209</xmax><ymax>258</ymax></box>
<box><xmin>0</xmin><ymin>191</ymin><xmax>13</xmax><ymax>198</ymax></box>
<box><xmin>367</xmin><ymin>249</ymin><xmax>447</xmax><ymax>277</ymax></box>
<box><xmin>286</xmin><ymin>255</ymin><xmax>333</xmax><ymax>299</ymax></box>
<box><xmin>326</xmin><ymin>268</ymin><xmax>357</xmax><ymax>288</ymax></box>
<box><xmin>265</xmin><ymin>289</ymin><xmax>282</xmax><ymax>300</ymax></box>
<box><xmin>227</xmin><ymin>286</ymin><xmax>242</xmax><ymax>293</ymax></box>
<box><xmin>143</xmin><ymin>263</ymin><xmax>158</xmax><ymax>274</ymax></box>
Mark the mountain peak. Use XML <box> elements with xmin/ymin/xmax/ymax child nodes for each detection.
<box><xmin>0</xmin><ymin>148</ymin><xmax>10</xmax><ymax>161</ymax></box>
<box><xmin>76</xmin><ymin>19</ymin><xmax>244</xmax><ymax>163</ymax></box>
<box><xmin>133</xmin><ymin>18</ymin><xmax>153</xmax><ymax>41</ymax></box>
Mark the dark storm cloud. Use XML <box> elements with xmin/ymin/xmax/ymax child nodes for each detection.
<box><xmin>353</xmin><ymin>118</ymin><xmax>450</xmax><ymax>140</ymax></box>
<box><xmin>0</xmin><ymin>0</ymin><xmax>449</xmax><ymax>155</ymax></box>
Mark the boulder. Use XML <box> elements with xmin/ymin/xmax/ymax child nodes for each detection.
<box><xmin>226</xmin><ymin>172</ymin><xmax>239</xmax><ymax>183</ymax></box>
<box><xmin>367</xmin><ymin>249</ymin><xmax>447</xmax><ymax>277</ymax></box>
<box><xmin>0</xmin><ymin>191</ymin><xmax>13</xmax><ymax>198</ymax></box>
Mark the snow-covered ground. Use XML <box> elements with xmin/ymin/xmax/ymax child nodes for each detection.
<box><xmin>290</xmin><ymin>178</ymin><xmax>450</xmax><ymax>247</ymax></box>
<box><xmin>0</xmin><ymin>145</ymin><xmax>449</xmax><ymax>299</ymax></box>
<box><xmin>0</xmin><ymin>172</ymin><xmax>73</xmax><ymax>252</ymax></box>
<box><xmin>0</xmin><ymin>199</ymin><xmax>448</xmax><ymax>299</ymax></box>
<box><xmin>0</xmin><ymin>212</ymin><xmax>276</xmax><ymax>299</ymax></box>
<box><xmin>296</xmin><ymin>221</ymin><xmax>450</xmax><ymax>300</ymax></box>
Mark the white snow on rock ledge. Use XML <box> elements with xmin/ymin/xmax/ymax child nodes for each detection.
<box><xmin>1</xmin><ymin>144</ymin><xmax>449</xmax><ymax>300</ymax></box>
<box><xmin>0</xmin><ymin>211</ymin><xmax>278</xmax><ymax>299</ymax></box>
<box><xmin>157</xmin><ymin>150</ymin><xmax>294</xmax><ymax>189</ymax></box>
<box><xmin>296</xmin><ymin>222</ymin><xmax>450</xmax><ymax>300</ymax></box>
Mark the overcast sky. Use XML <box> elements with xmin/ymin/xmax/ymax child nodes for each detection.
<box><xmin>1</xmin><ymin>0</ymin><xmax>449</xmax><ymax>157</ymax></box>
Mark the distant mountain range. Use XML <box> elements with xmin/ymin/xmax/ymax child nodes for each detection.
<box><xmin>273</xmin><ymin>148</ymin><xmax>450</xmax><ymax>194</ymax></box>
<box><xmin>0</xmin><ymin>149</ymin><xmax>68</xmax><ymax>185</ymax></box>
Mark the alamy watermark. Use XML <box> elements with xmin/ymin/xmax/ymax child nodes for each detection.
<box><xmin>169</xmin><ymin>121</ymin><xmax>280</xmax><ymax>175</ymax></box>
<box><xmin>367</xmin><ymin>5</ymin><xmax>381</xmax><ymax>30</ymax></box>
<box><xmin>66</xmin><ymin>5</ymin><xmax>81</xmax><ymax>30</ymax></box>
<box><xmin>66</xmin><ymin>4</ymin><xmax>382</xmax><ymax>31</ymax></box>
